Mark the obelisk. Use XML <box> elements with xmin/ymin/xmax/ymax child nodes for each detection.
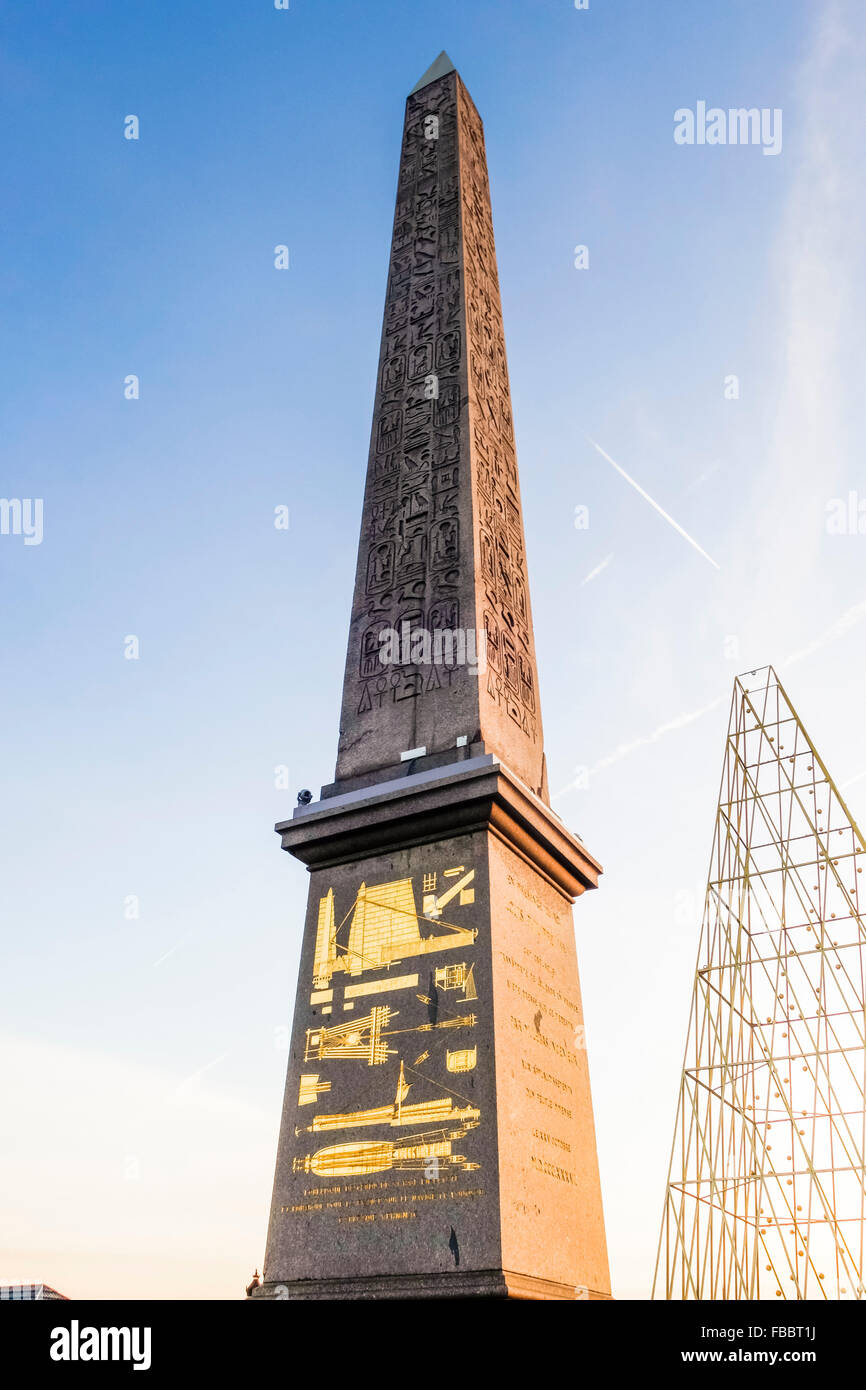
<box><xmin>255</xmin><ymin>53</ymin><xmax>611</xmax><ymax>1301</ymax></box>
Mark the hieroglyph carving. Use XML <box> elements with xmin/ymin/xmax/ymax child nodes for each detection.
<box><xmin>458</xmin><ymin>91</ymin><xmax>538</xmax><ymax>745</ymax></box>
<box><xmin>356</xmin><ymin>76</ymin><xmax>464</xmax><ymax>717</ymax></box>
<box><xmin>350</xmin><ymin>74</ymin><xmax>540</xmax><ymax>749</ymax></box>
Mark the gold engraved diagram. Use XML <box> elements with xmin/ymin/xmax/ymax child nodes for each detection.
<box><xmin>304</xmin><ymin>1003</ymin><xmax>476</xmax><ymax>1067</ymax></box>
<box><xmin>297</xmin><ymin>1074</ymin><xmax>331</xmax><ymax>1107</ymax></box>
<box><xmin>434</xmin><ymin>962</ymin><xmax>477</xmax><ymax>1000</ymax></box>
<box><xmin>293</xmin><ymin>1124</ymin><xmax>481</xmax><ymax>1178</ymax></box>
<box><xmin>446</xmin><ymin>1047</ymin><xmax>477</xmax><ymax>1074</ymax></box>
<box><xmin>297</xmin><ymin>1060</ymin><xmax>479</xmax><ymax>1134</ymax></box>
<box><xmin>293</xmin><ymin>862</ymin><xmax>483</xmax><ymax>1185</ymax></box>
<box><xmin>312</xmin><ymin>871</ymin><xmax>477</xmax><ymax>988</ymax></box>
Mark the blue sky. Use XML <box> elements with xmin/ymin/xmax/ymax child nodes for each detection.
<box><xmin>3</xmin><ymin>0</ymin><xmax>865</xmax><ymax>1298</ymax></box>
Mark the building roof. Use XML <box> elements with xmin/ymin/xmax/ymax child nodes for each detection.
<box><xmin>0</xmin><ymin>1283</ymin><xmax>69</xmax><ymax>1300</ymax></box>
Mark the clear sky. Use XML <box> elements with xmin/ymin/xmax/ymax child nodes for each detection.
<box><xmin>2</xmin><ymin>0</ymin><xmax>865</xmax><ymax>1300</ymax></box>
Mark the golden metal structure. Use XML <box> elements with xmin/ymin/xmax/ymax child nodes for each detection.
<box><xmin>654</xmin><ymin>666</ymin><xmax>866</xmax><ymax>1300</ymax></box>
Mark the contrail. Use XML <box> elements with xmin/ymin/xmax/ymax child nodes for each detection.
<box><xmin>586</xmin><ymin>437</ymin><xmax>720</xmax><ymax>571</ymax></box>
<box><xmin>580</xmin><ymin>552</ymin><xmax>614</xmax><ymax>586</ymax></box>
<box><xmin>152</xmin><ymin>944</ymin><xmax>181</xmax><ymax>969</ymax></box>
<box><xmin>552</xmin><ymin>695</ymin><xmax>726</xmax><ymax>800</ymax></box>
<box><xmin>783</xmin><ymin>596</ymin><xmax>866</xmax><ymax>668</ymax></box>
<box><xmin>173</xmin><ymin>1053</ymin><xmax>230</xmax><ymax>1101</ymax></box>
<box><xmin>554</xmin><ymin>594</ymin><xmax>866</xmax><ymax>801</ymax></box>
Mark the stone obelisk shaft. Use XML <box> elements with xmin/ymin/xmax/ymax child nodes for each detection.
<box><xmin>333</xmin><ymin>62</ymin><xmax>547</xmax><ymax>803</ymax></box>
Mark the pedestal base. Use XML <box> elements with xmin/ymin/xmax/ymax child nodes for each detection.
<box><xmin>260</xmin><ymin>754</ymin><xmax>611</xmax><ymax>1302</ymax></box>
<box><xmin>250</xmin><ymin>1269</ymin><xmax>613</xmax><ymax>1300</ymax></box>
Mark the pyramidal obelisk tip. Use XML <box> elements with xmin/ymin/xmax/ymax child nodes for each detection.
<box><xmin>409</xmin><ymin>50</ymin><xmax>457</xmax><ymax>95</ymax></box>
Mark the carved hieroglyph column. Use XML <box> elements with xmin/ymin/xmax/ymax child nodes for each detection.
<box><xmin>255</xmin><ymin>54</ymin><xmax>611</xmax><ymax>1301</ymax></box>
<box><xmin>332</xmin><ymin>51</ymin><xmax>546</xmax><ymax>802</ymax></box>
